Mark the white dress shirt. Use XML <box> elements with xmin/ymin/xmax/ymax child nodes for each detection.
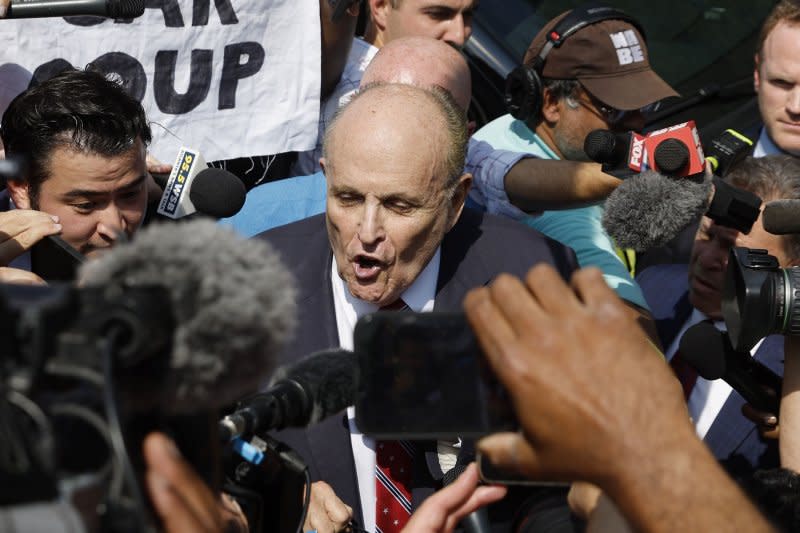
<box><xmin>331</xmin><ymin>250</ymin><xmax>440</xmax><ymax>532</ymax></box>
<box><xmin>753</xmin><ymin>127</ymin><xmax>784</xmax><ymax>157</ymax></box>
<box><xmin>666</xmin><ymin>308</ymin><xmax>765</xmax><ymax>439</ymax></box>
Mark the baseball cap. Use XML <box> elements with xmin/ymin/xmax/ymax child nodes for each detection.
<box><xmin>523</xmin><ymin>10</ymin><xmax>678</xmax><ymax>110</ymax></box>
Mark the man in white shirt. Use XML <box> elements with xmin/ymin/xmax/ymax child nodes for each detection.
<box><xmin>637</xmin><ymin>154</ymin><xmax>800</xmax><ymax>481</ymax></box>
<box><xmin>260</xmin><ymin>82</ymin><xmax>578</xmax><ymax>533</ymax></box>
<box><xmin>752</xmin><ymin>1</ymin><xmax>800</xmax><ymax>157</ymax></box>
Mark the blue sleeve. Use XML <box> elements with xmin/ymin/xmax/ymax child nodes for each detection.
<box><xmin>525</xmin><ymin>206</ymin><xmax>649</xmax><ymax>309</ymax></box>
<box><xmin>219</xmin><ymin>172</ymin><xmax>327</xmax><ymax>237</ymax></box>
<box><xmin>465</xmin><ymin>138</ymin><xmax>533</xmax><ymax>220</ymax></box>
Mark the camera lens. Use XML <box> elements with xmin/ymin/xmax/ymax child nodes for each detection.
<box><xmin>776</xmin><ymin>267</ymin><xmax>800</xmax><ymax>337</ymax></box>
<box><xmin>723</xmin><ymin>248</ymin><xmax>800</xmax><ymax>351</ymax></box>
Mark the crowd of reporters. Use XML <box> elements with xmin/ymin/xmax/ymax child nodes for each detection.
<box><xmin>2</xmin><ymin>1</ymin><xmax>800</xmax><ymax>532</ymax></box>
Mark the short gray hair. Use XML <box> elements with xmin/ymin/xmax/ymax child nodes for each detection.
<box><xmin>726</xmin><ymin>155</ymin><xmax>800</xmax><ymax>261</ymax></box>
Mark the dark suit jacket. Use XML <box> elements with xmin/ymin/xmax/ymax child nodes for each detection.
<box><xmin>636</xmin><ymin>263</ymin><xmax>783</xmax><ymax>481</ymax></box>
<box><xmin>257</xmin><ymin>208</ymin><xmax>578</xmax><ymax>531</ymax></box>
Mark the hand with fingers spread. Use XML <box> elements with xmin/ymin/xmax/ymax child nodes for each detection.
<box><xmin>465</xmin><ymin>264</ymin><xmax>774</xmax><ymax>533</ymax></box>
<box><xmin>304</xmin><ymin>481</ymin><xmax>354</xmax><ymax>533</ymax></box>
<box><xmin>0</xmin><ymin>210</ymin><xmax>62</xmax><ymax>265</ymax></box>
<box><xmin>402</xmin><ymin>463</ymin><xmax>506</xmax><ymax>533</ymax></box>
<box><xmin>465</xmin><ymin>265</ymin><xmax>678</xmax><ymax>484</ymax></box>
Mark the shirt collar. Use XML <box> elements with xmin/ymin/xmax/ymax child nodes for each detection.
<box><xmin>753</xmin><ymin>127</ymin><xmax>785</xmax><ymax>157</ymax></box>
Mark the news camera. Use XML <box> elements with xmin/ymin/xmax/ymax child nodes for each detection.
<box><xmin>0</xmin><ymin>281</ymin><xmax>175</xmax><ymax>531</ymax></box>
<box><xmin>723</xmin><ymin>246</ymin><xmax>800</xmax><ymax>353</ymax></box>
<box><xmin>1</xmin><ymin>280</ymin><xmax>316</xmax><ymax>533</ymax></box>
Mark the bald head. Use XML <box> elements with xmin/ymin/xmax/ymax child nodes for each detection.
<box><xmin>361</xmin><ymin>36</ymin><xmax>471</xmax><ymax>111</ymax></box>
<box><xmin>324</xmin><ymin>82</ymin><xmax>467</xmax><ymax>186</ymax></box>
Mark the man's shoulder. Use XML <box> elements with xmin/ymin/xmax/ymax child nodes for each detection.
<box><xmin>256</xmin><ymin>212</ymin><xmax>326</xmax><ymax>241</ymax></box>
<box><xmin>221</xmin><ymin>173</ymin><xmax>327</xmax><ymax>238</ymax></box>
<box><xmin>473</xmin><ymin>114</ymin><xmax>546</xmax><ymax>156</ymax></box>
<box><xmin>636</xmin><ymin>263</ymin><xmax>690</xmax><ymax>292</ymax></box>
<box><xmin>447</xmin><ymin>208</ymin><xmax>577</xmax><ymax>278</ymax></box>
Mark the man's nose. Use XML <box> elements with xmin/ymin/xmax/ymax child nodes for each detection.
<box><xmin>444</xmin><ymin>16</ymin><xmax>469</xmax><ymax>48</ymax></box>
<box><xmin>357</xmin><ymin>203</ymin><xmax>384</xmax><ymax>245</ymax></box>
<box><xmin>787</xmin><ymin>86</ymin><xmax>800</xmax><ymax>116</ymax></box>
<box><xmin>96</xmin><ymin>204</ymin><xmax>127</xmax><ymax>242</ymax></box>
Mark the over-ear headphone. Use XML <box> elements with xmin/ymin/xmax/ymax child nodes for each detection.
<box><xmin>504</xmin><ymin>4</ymin><xmax>645</xmax><ymax>122</ymax></box>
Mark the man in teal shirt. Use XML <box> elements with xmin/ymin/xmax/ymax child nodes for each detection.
<box><xmin>473</xmin><ymin>7</ymin><xmax>677</xmax><ymax>312</ymax></box>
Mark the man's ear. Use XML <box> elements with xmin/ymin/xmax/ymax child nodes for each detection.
<box><xmin>447</xmin><ymin>172</ymin><xmax>473</xmax><ymax>231</ymax></box>
<box><xmin>6</xmin><ymin>179</ymin><xmax>32</xmax><ymax>209</ymax></box>
<box><xmin>540</xmin><ymin>87</ymin><xmax>561</xmax><ymax>124</ymax></box>
<box><xmin>368</xmin><ymin>0</ymin><xmax>391</xmax><ymax>32</ymax></box>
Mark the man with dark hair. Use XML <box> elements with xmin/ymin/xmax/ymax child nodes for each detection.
<box><xmin>637</xmin><ymin>154</ymin><xmax>800</xmax><ymax>481</ymax></box>
<box><xmin>753</xmin><ymin>0</ymin><xmax>800</xmax><ymax>157</ymax></box>
<box><xmin>0</xmin><ymin>68</ymin><xmax>150</xmax><ymax>281</ymax></box>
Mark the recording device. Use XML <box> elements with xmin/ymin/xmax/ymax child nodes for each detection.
<box><xmin>585</xmin><ymin>121</ymin><xmax>705</xmax><ymax>179</ymax></box>
<box><xmin>5</xmin><ymin>0</ymin><xmax>145</xmax><ymax>18</ymax></box>
<box><xmin>353</xmin><ymin>312</ymin><xmax>517</xmax><ymax>439</ymax></box>
<box><xmin>603</xmin><ymin>173</ymin><xmax>761</xmax><ymax>251</ymax></box>
<box><xmin>219</xmin><ymin>349</ymin><xmax>356</xmax><ymax>442</ymax></box>
<box><xmin>722</xmin><ymin>247</ymin><xmax>800</xmax><ymax>352</ymax></box>
<box><xmin>678</xmin><ymin>321</ymin><xmax>782</xmax><ymax>414</ymax></box>
<box><xmin>705</xmin><ymin>129</ymin><xmax>753</xmax><ymax>177</ymax></box>
<box><xmin>29</xmin><ymin>235</ymin><xmax>85</xmax><ymax>282</ymax></box>
<box><xmin>443</xmin><ymin>464</ymin><xmax>490</xmax><ymax>533</ymax></box>
<box><xmin>763</xmin><ymin>200</ymin><xmax>800</xmax><ymax>235</ymax></box>
<box><xmin>156</xmin><ymin>147</ymin><xmax>246</xmax><ymax>219</ymax></box>
<box><xmin>1</xmin><ymin>219</ymin><xmax>295</xmax><ymax>529</ymax></box>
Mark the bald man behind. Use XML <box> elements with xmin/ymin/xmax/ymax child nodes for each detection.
<box><xmin>224</xmin><ymin>37</ymin><xmax>620</xmax><ymax>235</ymax></box>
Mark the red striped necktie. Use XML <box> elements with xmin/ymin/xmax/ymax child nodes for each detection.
<box><xmin>376</xmin><ymin>298</ymin><xmax>412</xmax><ymax>533</ymax></box>
<box><xmin>375</xmin><ymin>440</ymin><xmax>414</xmax><ymax>533</ymax></box>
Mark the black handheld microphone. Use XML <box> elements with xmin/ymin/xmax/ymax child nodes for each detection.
<box><xmin>6</xmin><ymin>0</ymin><xmax>145</xmax><ymax>18</ymax></box>
<box><xmin>157</xmin><ymin>147</ymin><xmax>246</xmax><ymax>219</ymax></box>
<box><xmin>679</xmin><ymin>321</ymin><xmax>782</xmax><ymax>414</ymax></box>
<box><xmin>443</xmin><ymin>464</ymin><xmax>490</xmax><ymax>533</ymax></box>
<box><xmin>220</xmin><ymin>349</ymin><xmax>357</xmax><ymax>441</ymax></box>
<box><xmin>763</xmin><ymin>200</ymin><xmax>800</xmax><ymax>235</ymax></box>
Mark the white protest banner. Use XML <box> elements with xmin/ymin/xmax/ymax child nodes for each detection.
<box><xmin>0</xmin><ymin>0</ymin><xmax>321</xmax><ymax>163</ymax></box>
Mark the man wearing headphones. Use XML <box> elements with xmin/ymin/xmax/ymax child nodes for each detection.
<box><xmin>474</xmin><ymin>6</ymin><xmax>677</xmax><ymax>306</ymax></box>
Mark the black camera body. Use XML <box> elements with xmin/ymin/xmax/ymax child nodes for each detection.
<box><xmin>722</xmin><ymin>247</ymin><xmax>800</xmax><ymax>352</ymax></box>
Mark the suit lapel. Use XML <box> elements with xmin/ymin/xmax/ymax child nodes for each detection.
<box><xmin>275</xmin><ymin>217</ymin><xmax>339</xmax><ymax>363</ymax></box>
<box><xmin>435</xmin><ymin>210</ymin><xmax>492</xmax><ymax>311</ymax></box>
<box><xmin>636</xmin><ymin>264</ymin><xmax>693</xmax><ymax>348</ymax></box>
